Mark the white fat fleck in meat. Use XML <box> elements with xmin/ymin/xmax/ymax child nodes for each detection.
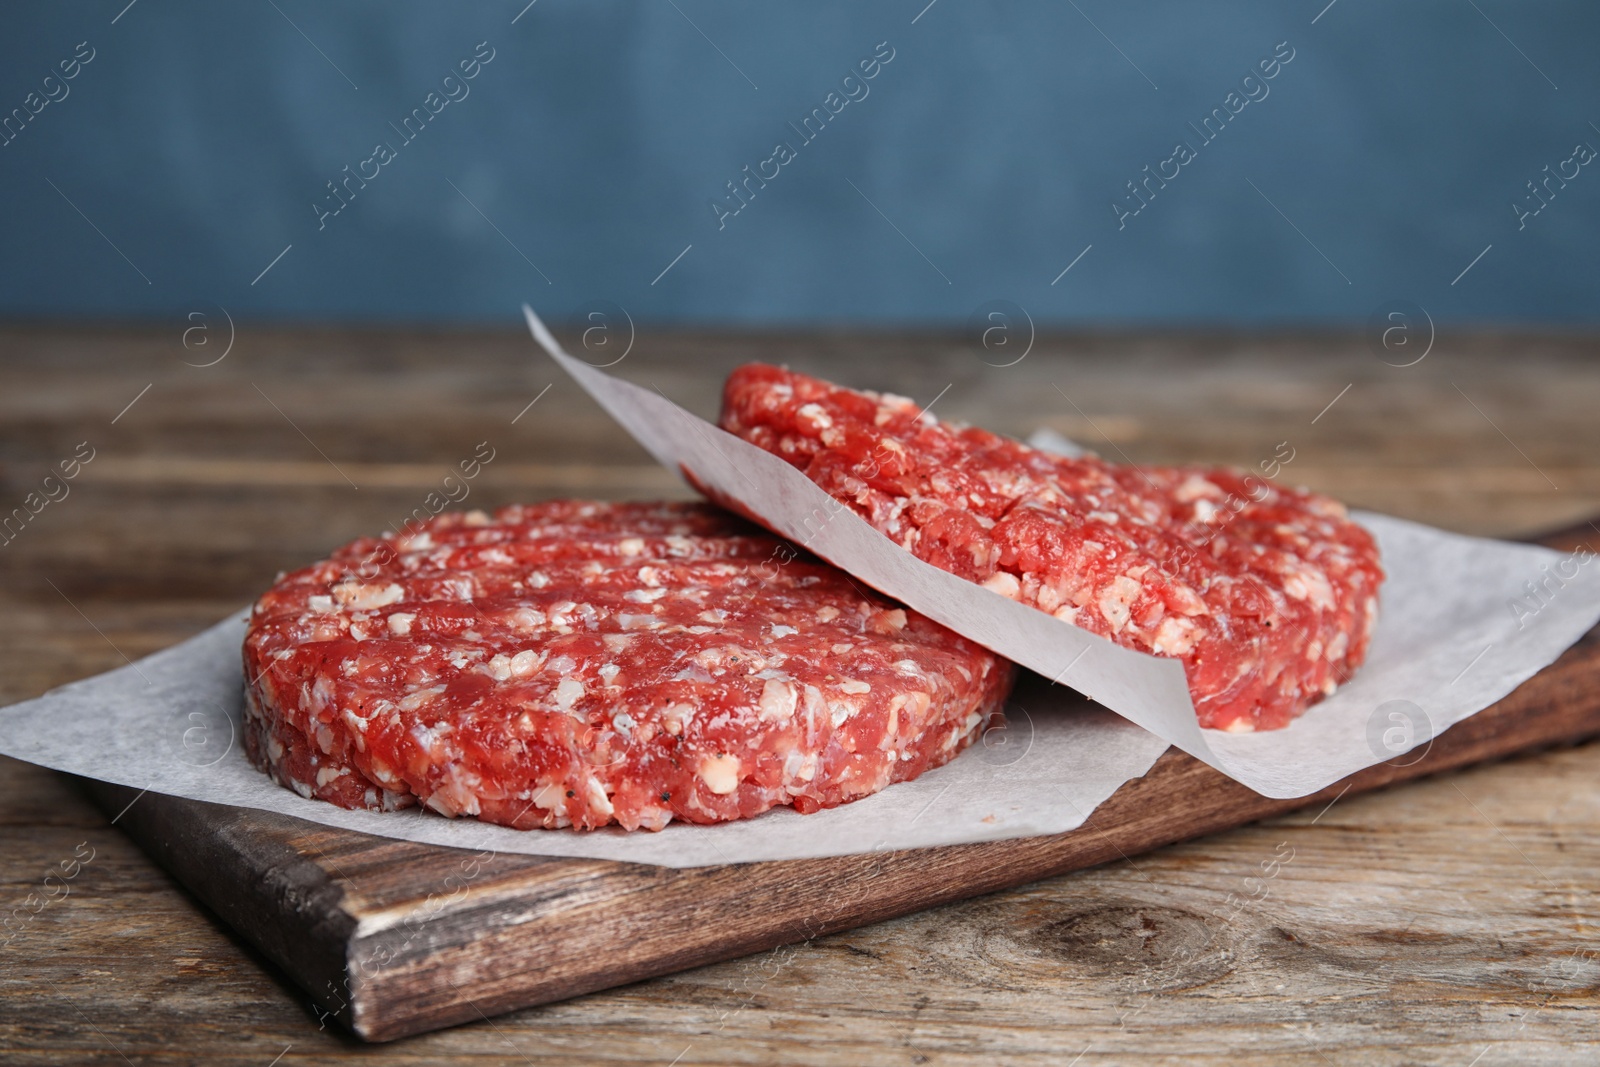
<box><xmin>1098</xmin><ymin>575</ymin><xmax>1143</xmax><ymax>633</ymax></box>
<box><xmin>1175</xmin><ymin>474</ymin><xmax>1224</xmax><ymax>503</ymax></box>
<box><xmin>830</xmin><ymin>642</ymin><xmax>853</xmax><ymax>655</ymax></box>
<box><xmin>782</xmin><ymin>747</ymin><xmax>818</xmax><ymax>783</ymax></box>
<box><xmin>399</xmin><ymin>684</ymin><xmax>447</xmax><ymax>713</ymax></box>
<box><xmin>387</xmin><ymin>612</ymin><xmax>415</xmax><ymax>637</ymax></box>
<box><xmin>310</xmin><ymin>675</ymin><xmax>337</xmax><ymax>712</ymax></box>
<box><xmin>698</xmin><ymin>753</ymin><xmax>742</xmax><ymax>795</ymax></box>
<box><xmin>673</xmin><ymin>663</ymin><xmax>716</xmax><ymax>685</ymax></box>
<box><xmin>1035</xmin><ymin>581</ymin><xmax>1065</xmax><ymax>613</ymax></box>
<box><xmin>872</xmin><ymin>608</ymin><xmax>908</xmax><ymax>633</ymax></box>
<box><xmin>800</xmin><ymin>683</ymin><xmax>826</xmax><ymax>723</ymax></box>
<box><xmin>618</xmin><ymin>537</ymin><xmax>646</xmax><ymax>557</ymax></box>
<box><xmin>368</xmin><ymin>756</ymin><xmax>397</xmax><ymax>786</ymax></box>
<box><xmin>411</xmin><ymin>720</ymin><xmax>452</xmax><ymax>753</ymax></box>
<box><xmin>547</xmin><ymin>601</ymin><xmax>581</xmax><ymax>629</ymax></box>
<box><xmin>315</xmin><ymin>765</ymin><xmax>349</xmax><ymax>788</ymax></box>
<box><xmin>486</xmin><ymin>654</ymin><xmax>513</xmax><ymax>682</ymax></box>
<box><xmin>1280</xmin><ymin>564</ymin><xmax>1337</xmax><ymax>611</ymax></box>
<box><xmin>694</xmin><ymin>646</ymin><xmax>764</xmax><ymax>673</ymax></box>
<box><xmin>798</xmin><ymin>402</ymin><xmax>833</xmax><ymax>429</ymax></box>
<box><xmin>982</xmin><ymin>571</ymin><xmax>1022</xmax><ymax>600</ymax></box>
<box><xmin>771</xmin><ymin>624</ymin><xmax>798</xmax><ymax>638</ymax></box>
<box><xmin>333</xmin><ymin>581</ymin><xmax>406</xmax><ymax>611</ymax></box>
<box><xmin>1193</xmin><ymin>499</ymin><xmax>1220</xmax><ymax>524</ymax></box>
<box><xmin>510</xmin><ymin>649</ymin><xmax>545</xmax><ymax>678</ymax></box>
<box><xmin>425</xmin><ymin>766</ymin><xmax>482</xmax><ymax>817</ymax></box>
<box><xmin>598</xmin><ymin>663</ymin><xmax>621</xmax><ymax>685</ymax></box>
<box><xmin>661</xmin><ymin>702</ymin><xmax>693</xmax><ymax>735</ymax></box>
<box><xmin>306</xmin><ymin>595</ymin><xmax>336</xmax><ymax>614</ymax></box>
<box><xmin>1169</xmin><ymin>583</ymin><xmax>1208</xmax><ymax>616</ymax></box>
<box><xmin>341</xmin><ymin>710</ymin><xmax>370</xmax><ymax>749</ymax></box>
<box><xmin>815</xmin><ymin>605</ymin><xmax>840</xmax><ymax>623</ymax></box>
<box><xmin>584</xmin><ymin>776</ymin><xmax>614</xmax><ymax>818</ymax></box>
<box><xmin>554</xmin><ymin>677</ymin><xmax>585</xmax><ymax>713</ymax></box>
<box><xmin>1151</xmin><ymin>617</ymin><xmax>1201</xmax><ymax>656</ymax></box>
<box><xmin>508</xmin><ymin>607</ymin><xmax>547</xmax><ymax>631</ymax></box>
<box><xmin>759</xmin><ymin>678</ymin><xmax>798</xmax><ymax>722</ymax></box>
<box><xmin>664</xmin><ymin>536</ymin><xmax>694</xmax><ymax>557</ymax></box>
<box><xmin>838</xmin><ymin>679</ymin><xmax>871</xmax><ymax>695</ymax></box>
<box><xmin>626</xmin><ymin>587</ymin><xmax>667</xmax><ymax>603</ymax></box>
<box><xmin>884</xmin><ymin>692</ymin><xmax>929</xmax><ymax>747</ymax></box>
<box><xmin>619</xmin><ymin>614</ymin><xmax>659</xmax><ymax>630</ymax></box>
<box><xmin>611</xmin><ymin>712</ymin><xmax>636</xmax><ymax>737</ymax></box>
<box><xmin>531</xmin><ymin>781</ymin><xmax>568</xmax><ymax>816</ymax></box>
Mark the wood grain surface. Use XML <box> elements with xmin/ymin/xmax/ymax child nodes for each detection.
<box><xmin>71</xmin><ymin>597</ymin><xmax>1600</xmax><ymax>1044</ymax></box>
<box><xmin>2</xmin><ymin>324</ymin><xmax>1599</xmax><ymax>1064</ymax></box>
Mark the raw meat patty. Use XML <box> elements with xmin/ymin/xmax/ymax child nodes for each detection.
<box><xmin>719</xmin><ymin>365</ymin><xmax>1384</xmax><ymax>732</ymax></box>
<box><xmin>243</xmin><ymin>501</ymin><xmax>1013</xmax><ymax>831</ymax></box>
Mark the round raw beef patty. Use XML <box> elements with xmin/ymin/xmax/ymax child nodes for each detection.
<box><xmin>243</xmin><ymin>501</ymin><xmax>1014</xmax><ymax>831</ymax></box>
<box><xmin>720</xmin><ymin>364</ymin><xmax>1384</xmax><ymax>732</ymax></box>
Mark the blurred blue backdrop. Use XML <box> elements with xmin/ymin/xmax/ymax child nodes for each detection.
<box><xmin>0</xmin><ymin>0</ymin><xmax>1595</xmax><ymax>325</ymax></box>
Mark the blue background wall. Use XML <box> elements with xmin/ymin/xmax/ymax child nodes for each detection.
<box><xmin>0</xmin><ymin>0</ymin><xmax>1595</xmax><ymax>325</ymax></box>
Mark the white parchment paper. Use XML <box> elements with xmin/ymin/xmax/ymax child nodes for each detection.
<box><xmin>522</xmin><ymin>306</ymin><xmax>1600</xmax><ymax>799</ymax></box>
<box><xmin>2</xmin><ymin>310</ymin><xmax>1593</xmax><ymax>868</ymax></box>
<box><xmin>0</xmin><ymin>611</ymin><xmax>1167</xmax><ymax>867</ymax></box>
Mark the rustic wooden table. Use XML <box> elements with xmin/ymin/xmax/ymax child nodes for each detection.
<box><xmin>2</xmin><ymin>324</ymin><xmax>1598</xmax><ymax>1065</ymax></box>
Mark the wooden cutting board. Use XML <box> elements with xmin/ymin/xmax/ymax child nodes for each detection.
<box><xmin>78</xmin><ymin>519</ymin><xmax>1600</xmax><ymax>1043</ymax></box>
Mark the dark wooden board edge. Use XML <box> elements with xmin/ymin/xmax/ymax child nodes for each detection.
<box><xmin>79</xmin><ymin>519</ymin><xmax>1600</xmax><ymax>1042</ymax></box>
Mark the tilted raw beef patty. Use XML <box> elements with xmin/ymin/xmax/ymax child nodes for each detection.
<box><xmin>243</xmin><ymin>501</ymin><xmax>1013</xmax><ymax>831</ymax></box>
<box><xmin>719</xmin><ymin>365</ymin><xmax>1384</xmax><ymax>732</ymax></box>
